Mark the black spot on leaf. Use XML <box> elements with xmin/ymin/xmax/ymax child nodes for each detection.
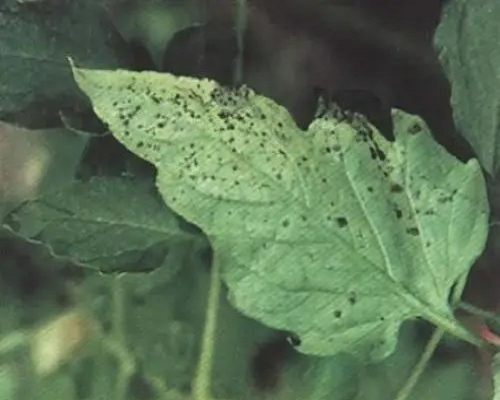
<box><xmin>406</xmin><ymin>227</ymin><xmax>419</xmax><ymax>236</ymax></box>
<box><xmin>390</xmin><ymin>183</ymin><xmax>403</xmax><ymax>193</ymax></box>
<box><xmin>408</xmin><ymin>122</ymin><xmax>423</xmax><ymax>134</ymax></box>
<box><xmin>336</xmin><ymin>217</ymin><xmax>348</xmax><ymax>228</ymax></box>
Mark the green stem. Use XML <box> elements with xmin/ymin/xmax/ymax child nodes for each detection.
<box><xmin>458</xmin><ymin>301</ymin><xmax>500</xmax><ymax>325</ymax></box>
<box><xmin>192</xmin><ymin>256</ymin><xmax>222</xmax><ymax>400</ymax></box>
<box><xmin>394</xmin><ymin>328</ymin><xmax>444</xmax><ymax>400</ymax></box>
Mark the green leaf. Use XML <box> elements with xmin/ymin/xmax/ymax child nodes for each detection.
<box><xmin>0</xmin><ymin>0</ymin><xmax>123</xmax><ymax>118</ymax></box>
<box><xmin>0</xmin><ymin>122</ymin><xmax>89</xmax><ymax>219</ymax></box>
<box><xmin>435</xmin><ymin>0</ymin><xmax>500</xmax><ymax>175</ymax></box>
<box><xmin>6</xmin><ymin>177</ymin><xmax>200</xmax><ymax>274</ymax></box>
<box><xmin>72</xmin><ymin>66</ymin><xmax>489</xmax><ymax>361</ymax></box>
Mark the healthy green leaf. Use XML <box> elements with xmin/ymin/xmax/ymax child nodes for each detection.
<box><xmin>435</xmin><ymin>0</ymin><xmax>500</xmax><ymax>175</ymax></box>
<box><xmin>5</xmin><ymin>177</ymin><xmax>200</xmax><ymax>274</ymax></box>
<box><xmin>72</xmin><ymin>66</ymin><xmax>489</xmax><ymax>361</ymax></box>
<box><xmin>0</xmin><ymin>0</ymin><xmax>123</xmax><ymax>119</ymax></box>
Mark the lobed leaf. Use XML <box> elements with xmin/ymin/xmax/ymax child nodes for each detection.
<box><xmin>72</xmin><ymin>66</ymin><xmax>489</xmax><ymax>361</ymax></box>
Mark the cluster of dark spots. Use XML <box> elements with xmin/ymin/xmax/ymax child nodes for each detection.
<box><xmin>234</xmin><ymin>113</ymin><xmax>245</xmax><ymax>123</ymax></box>
<box><xmin>150</xmin><ymin>93</ymin><xmax>162</xmax><ymax>104</ymax></box>
<box><xmin>210</xmin><ymin>87</ymin><xmax>240</xmax><ymax>107</ymax></box>
<box><xmin>145</xmin><ymin>87</ymin><xmax>162</xmax><ymax>104</ymax></box>
<box><xmin>406</xmin><ymin>227</ymin><xmax>419</xmax><ymax>236</ymax></box>
<box><xmin>348</xmin><ymin>291</ymin><xmax>357</xmax><ymax>305</ymax></box>
<box><xmin>408</xmin><ymin>122</ymin><xmax>423</xmax><ymax>135</ymax></box>
<box><xmin>334</xmin><ymin>310</ymin><xmax>342</xmax><ymax>318</ymax></box>
<box><xmin>118</xmin><ymin>114</ymin><xmax>130</xmax><ymax>127</ymax></box>
<box><xmin>125</xmin><ymin>81</ymin><xmax>135</xmax><ymax>92</ymax></box>
<box><xmin>218</xmin><ymin>110</ymin><xmax>231</xmax><ymax>119</ymax></box>
<box><xmin>390</xmin><ymin>183</ymin><xmax>403</xmax><ymax>193</ymax></box>
<box><xmin>369</xmin><ymin>145</ymin><xmax>386</xmax><ymax>161</ymax></box>
<box><xmin>424</xmin><ymin>209</ymin><xmax>435</xmax><ymax>216</ymax></box>
<box><xmin>336</xmin><ymin>217</ymin><xmax>348</xmax><ymax>228</ymax></box>
<box><xmin>124</xmin><ymin>105</ymin><xmax>141</xmax><ymax>123</ymax></box>
<box><xmin>437</xmin><ymin>195</ymin><xmax>453</xmax><ymax>204</ymax></box>
<box><xmin>173</xmin><ymin>93</ymin><xmax>183</xmax><ymax>105</ymax></box>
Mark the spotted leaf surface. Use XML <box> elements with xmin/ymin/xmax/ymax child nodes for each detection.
<box><xmin>72</xmin><ymin>66</ymin><xmax>489</xmax><ymax>361</ymax></box>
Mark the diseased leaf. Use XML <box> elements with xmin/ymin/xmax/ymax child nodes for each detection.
<box><xmin>5</xmin><ymin>177</ymin><xmax>200</xmax><ymax>274</ymax></box>
<box><xmin>72</xmin><ymin>66</ymin><xmax>489</xmax><ymax>361</ymax></box>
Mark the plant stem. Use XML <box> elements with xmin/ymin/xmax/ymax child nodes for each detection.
<box><xmin>192</xmin><ymin>256</ymin><xmax>222</xmax><ymax>400</ymax></box>
<box><xmin>394</xmin><ymin>328</ymin><xmax>444</xmax><ymax>400</ymax></box>
<box><xmin>458</xmin><ymin>301</ymin><xmax>500</xmax><ymax>325</ymax></box>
